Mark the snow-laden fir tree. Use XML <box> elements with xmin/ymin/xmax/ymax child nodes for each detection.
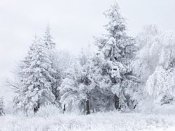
<box><xmin>90</xmin><ymin>54</ymin><xmax>115</xmax><ymax>111</ymax></box>
<box><xmin>59</xmin><ymin>52</ymin><xmax>95</xmax><ymax>114</ymax></box>
<box><xmin>43</xmin><ymin>26</ymin><xmax>56</xmax><ymax>49</ymax></box>
<box><xmin>42</xmin><ymin>27</ymin><xmax>61</xmax><ymax>103</ymax></box>
<box><xmin>0</xmin><ymin>97</ymin><xmax>4</xmax><ymax>116</ymax></box>
<box><xmin>96</xmin><ymin>4</ymin><xmax>138</xmax><ymax>110</ymax></box>
<box><xmin>60</xmin><ymin>49</ymin><xmax>118</xmax><ymax>114</ymax></box>
<box><xmin>14</xmin><ymin>38</ymin><xmax>56</xmax><ymax>114</ymax></box>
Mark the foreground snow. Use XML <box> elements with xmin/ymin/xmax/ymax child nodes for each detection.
<box><xmin>0</xmin><ymin>112</ymin><xmax>175</xmax><ymax>131</ymax></box>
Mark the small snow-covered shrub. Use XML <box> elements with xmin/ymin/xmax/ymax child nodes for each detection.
<box><xmin>36</xmin><ymin>105</ymin><xmax>61</xmax><ymax>117</ymax></box>
<box><xmin>161</xmin><ymin>95</ymin><xmax>174</xmax><ymax>105</ymax></box>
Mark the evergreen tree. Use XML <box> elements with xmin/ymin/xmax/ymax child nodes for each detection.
<box><xmin>59</xmin><ymin>53</ymin><xmax>95</xmax><ymax>114</ymax></box>
<box><xmin>42</xmin><ymin>27</ymin><xmax>61</xmax><ymax>103</ymax></box>
<box><xmin>90</xmin><ymin>54</ymin><xmax>114</xmax><ymax>111</ymax></box>
<box><xmin>96</xmin><ymin>4</ymin><xmax>138</xmax><ymax>110</ymax></box>
<box><xmin>14</xmin><ymin>38</ymin><xmax>56</xmax><ymax>114</ymax></box>
<box><xmin>43</xmin><ymin>26</ymin><xmax>56</xmax><ymax>49</ymax></box>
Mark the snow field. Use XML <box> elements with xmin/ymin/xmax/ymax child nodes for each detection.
<box><xmin>0</xmin><ymin>112</ymin><xmax>175</xmax><ymax>131</ymax></box>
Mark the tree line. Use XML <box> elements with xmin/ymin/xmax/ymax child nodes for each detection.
<box><xmin>1</xmin><ymin>4</ymin><xmax>175</xmax><ymax>116</ymax></box>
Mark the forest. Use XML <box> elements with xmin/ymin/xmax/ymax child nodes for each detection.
<box><xmin>1</xmin><ymin>2</ymin><xmax>175</xmax><ymax>131</ymax></box>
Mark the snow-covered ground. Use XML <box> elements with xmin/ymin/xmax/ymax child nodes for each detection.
<box><xmin>0</xmin><ymin>112</ymin><xmax>175</xmax><ymax>131</ymax></box>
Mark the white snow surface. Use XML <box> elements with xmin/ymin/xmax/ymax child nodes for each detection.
<box><xmin>0</xmin><ymin>112</ymin><xmax>175</xmax><ymax>131</ymax></box>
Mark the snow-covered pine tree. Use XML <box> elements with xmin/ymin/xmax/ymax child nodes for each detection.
<box><xmin>43</xmin><ymin>26</ymin><xmax>55</xmax><ymax>49</ymax></box>
<box><xmin>42</xmin><ymin>27</ymin><xmax>61</xmax><ymax>103</ymax></box>
<box><xmin>59</xmin><ymin>52</ymin><xmax>95</xmax><ymax>114</ymax></box>
<box><xmin>14</xmin><ymin>38</ymin><xmax>56</xmax><ymax>114</ymax></box>
<box><xmin>0</xmin><ymin>97</ymin><xmax>4</xmax><ymax>116</ymax></box>
<box><xmin>96</xmin><ymin>4</ymin><xmax>138</xmax><ymax>110</ymax></box>
<box><xmin>90</xmin><ymin>54</ymin><xmax>114</xmax><ymax>112</ymax></box>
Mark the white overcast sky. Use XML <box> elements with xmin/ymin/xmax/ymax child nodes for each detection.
<box><xmin>0</xmin><ymin>0</ymin><xmax>175</xmax><ymax>96</ymax></box>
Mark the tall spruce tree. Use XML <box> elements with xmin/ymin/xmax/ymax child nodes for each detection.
<box><xmin>14</xmin><ymin>38</ymin><xmax>56</xmax><ymax>114</ymax></box>
<box><xmin>43</xmin><ymin>27</ymin><xmax>61</xmax><ymax>103</ymax></box>
<box><xmin>96</xmin><ymin>4</ymin><xmax>138</xmax><ymax>110</ymax></box>
<box><xmin>43</xmin><ymin>26</ymin><xmax>56</xmax><ymax>49</ymax></box>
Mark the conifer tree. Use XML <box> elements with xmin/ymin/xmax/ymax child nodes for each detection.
<box><xmin>42</xmin><ymin>27</ymin><xmax>61</xmax><ymax>103</ymax></box>
<box><xmin>14</xmin><ymin>38</ymin><xmax>56</xmax><ymax>114</ymax></box>
<box><xmin>43</xmin><ymin>26</ymin><xmax>56</xmax><ymax>49</ymax></box>
<box><xmin>60</xmin><ymin>53</ymin><xmax>95</xmax><ymax>114</ymax></box>
<box><xmin>96</xmin><ymin>4</ymin><xmax>138</xmax><ymax>110</ymax></box>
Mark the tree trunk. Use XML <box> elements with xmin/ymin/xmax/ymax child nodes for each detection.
<box><xmin>86</xmin><ymin>99</ymin><xmax>90</xmax><ymax>115</ymax></box>
<box><xmin>34</xmin><ymin>103</ymin><xmax>40</xmax><ymax>113</ymax></box>
<box><xmin>114</xmin><ymin>94</ymin><xmax>120</xmax><ymax>110</ymax></box>
<box><xmin>63</xmin><ymin>104</ymin><xmax>66</xmax><ymax>114</ymax></box>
